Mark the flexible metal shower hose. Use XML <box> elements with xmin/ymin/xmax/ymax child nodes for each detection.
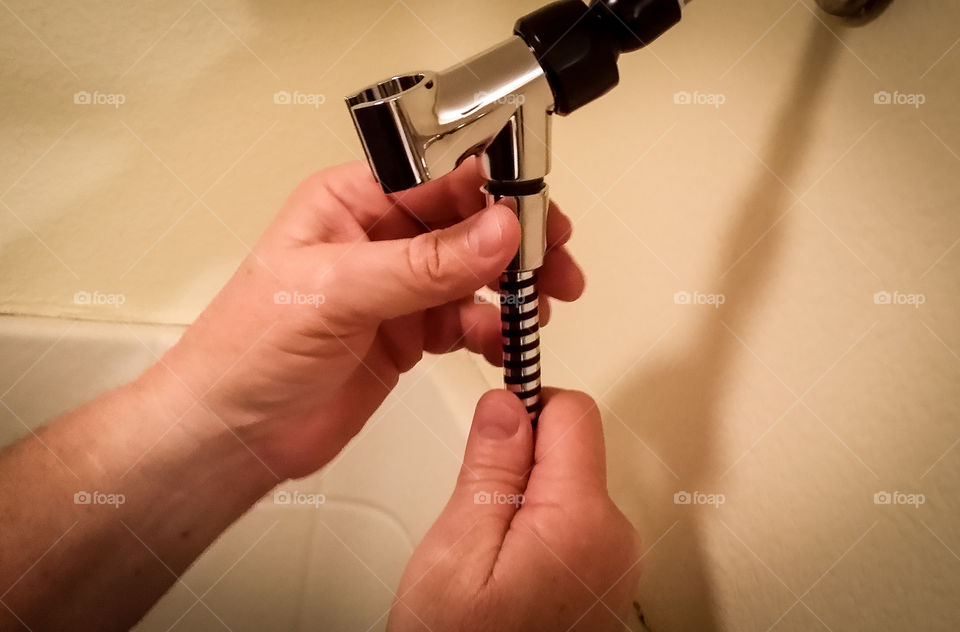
<box><xmin>499</xmin><ymin>270</ymin><xmax>542</xmax><ymax>422</ymax></box>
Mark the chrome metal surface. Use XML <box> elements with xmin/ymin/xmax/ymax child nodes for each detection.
<box><xmin>345</xmin><ymin>36</ymin><xmax>554</xmax><ymax>188</ymax></box>
<box><xmin>483</xmin><ymin>183</ymin><xmax>550</xmax><ymax>272</ymax></box>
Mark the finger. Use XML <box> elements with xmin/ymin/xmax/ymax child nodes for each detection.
<box><xmin>386</xmin><ymin>156</ymin><xmax>487</xmax><ymax>225</ymax></box>
<box><xmin>536</xmin><ymin>247</ymin><xmax>586</xmax><ymax>302</ymax></box>
<box><xmin>290</xmin><ymin>159</ymin><xmax>487</xmax><ymax>241</ymax></box>
<box><xmin>482</xmin><ymin>255</ymin><xmax>583</xmax><ymax>301</ymax></box>
<box><xmin>546</xmin><ymin>202</ymin><xmax>574</xmax><ymax>250</ymax></box>
<box><xmin>326</xmin><ymin>203</ymin><xmax>520</xmax><ymax>323</ymax></box>
<box><xmin>529</xmin><ymin>388</ymin><xmax>607</xmax><ymax>493</ymax></box>
<box><xmin>484</xmin><ymin>230</ymin><xmax>583</xmax><ymax>300</ymax></box>
<box><xmin>538</xmin><ymin>294</ymin><xmax>552</xmax><ymax>327</ymax></box>
<box><xmin>422</xmin><ymin>293</ymin><xmax>549</xmax><ymax>364</ymax></box>
<box><xmin>422</xmin><ymin>298</ymin><xmax>502</xmax><ymax>366</ymax></box>
<box><xmin>377</xmin><ymin>314</ymin><xmax>426</xmax><ymax>373</ymax></box>
<box><xmin>436</xmin><ymin>390</ymin><xmax>533</xmax><ymax>545</ymax></box>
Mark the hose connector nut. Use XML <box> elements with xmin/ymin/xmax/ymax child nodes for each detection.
<box><xmin>483</xmin><ymin>179</ymin><xmax>550</xmax><ymax>272</ymax></box>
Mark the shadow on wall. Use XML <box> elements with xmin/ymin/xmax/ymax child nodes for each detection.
<box><xmin>604</xmin><ymin>23</ymin><xmax>842</xmax><ymax>632</ymax></box>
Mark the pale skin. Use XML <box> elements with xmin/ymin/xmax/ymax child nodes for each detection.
<box><xmin>0</xmin><ymin>158</ymin><xmax>641</xmax><ymax>631</ymax></box>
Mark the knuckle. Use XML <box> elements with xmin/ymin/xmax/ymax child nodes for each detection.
<box><xmin>291</xmin><ymin>162</ymin><xmax>365</xmax><ymax>210</ymax></box>
<box><xmin>567</xmin><ymin>389</ymin><xmax>598</xmax><ymax>411</ymax></box>
<box><xmin>459</xmin><ymin>465</ymin><xmax>526</xmax><ymax>495</ymax></box>
<box><xmin>408</xmin><ymin>231</ymin><xmax>446</xmax><ymax>285</ymax></box>
<box><xmin>293</xmin><ymin>168</ymin><xmax>333</xmax><ymax>201</ymax></box>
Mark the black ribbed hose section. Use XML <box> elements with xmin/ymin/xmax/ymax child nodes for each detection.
<box><xmin>500</xmin><ymin>270</ymin><xmax>542</xmax><ymax>424</ymax></box>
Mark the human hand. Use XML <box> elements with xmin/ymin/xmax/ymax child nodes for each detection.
<box><xmin>388</xmin><ymin>389</ymin><xmax>641</xmax><ymax>631</ymax></box>
<box><xmin>149</xmin><ymin>159</ymin><xmax>584</xmax><ymax>479</ymax></box>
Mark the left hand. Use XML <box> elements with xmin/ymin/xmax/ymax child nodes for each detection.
<box><xmin>388</xmin><ymin>388</ymin><xmax>641</xmax><ymax>631</ymax></box>
<box><xmin>150</xmin><ymin>158</ymin><xmax>584</xmax><ymax>479</ymax></box>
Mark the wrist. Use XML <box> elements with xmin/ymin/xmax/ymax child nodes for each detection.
<box><xmin>127</xmin><ymin>362</ymin><xmax>281</xmax><ymax>494</ymax></box>
<box><xmin>0</xmin><ymin>360</ymin><xmax>282</xmax><ymax>630</ymax></box>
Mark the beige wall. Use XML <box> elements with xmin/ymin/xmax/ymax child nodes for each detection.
<box><xmin>2</xmin><ymin>0</ymin><xmax>959</xmax><ymax>630</ymax></box>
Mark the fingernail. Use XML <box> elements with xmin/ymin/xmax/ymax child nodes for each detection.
<box><xmin>467</xmin><ymin>206</ymin><xmax>506</xmax><ymax>257</ymax></box>
<box><xmin>478</xmin><ymin>395</ymin><xmax>522</xmax><ymax>440</ymax></box>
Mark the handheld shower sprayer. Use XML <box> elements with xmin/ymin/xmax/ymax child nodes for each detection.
<box><xmin>345</xmin><ymin>0</ymin><xmax>690</xmax><ymax>421</ymax></box>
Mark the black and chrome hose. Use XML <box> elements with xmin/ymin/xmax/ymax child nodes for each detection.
<box><xmin>485</xmin><ymin>177</ymin><xmax>550</xmax><ymax>424</ymax></box>
<box><xmin>500</xmin><ymin>270</ymin><xmax>542</xmax><ymax>422</ymax></box>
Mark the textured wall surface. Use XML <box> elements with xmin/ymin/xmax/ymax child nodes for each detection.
<box><xmin>1</xmin><ymin>0</ymin><xmax>959</xmax><ymax>630</ymax></box>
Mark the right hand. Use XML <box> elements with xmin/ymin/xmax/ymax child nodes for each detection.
<box><xmin>388</xmin><ymin>388</ymin><xmax>641</xmax><ymax>631</ymax></box>
<box><xmin>154</xmin><ymin>159</ymin><xmax>583</xmax><ymax>480</ymax></box>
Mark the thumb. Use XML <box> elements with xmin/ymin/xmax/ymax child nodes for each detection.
<box><xmin>429</xmin><ymin>390</ymin><xmax>533</xmax><ymax>560</ymax></box>
<box><xmin>331</xmin><ymin>203</ymin><xmax>520</xmax><ymax>322</ymax></box>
